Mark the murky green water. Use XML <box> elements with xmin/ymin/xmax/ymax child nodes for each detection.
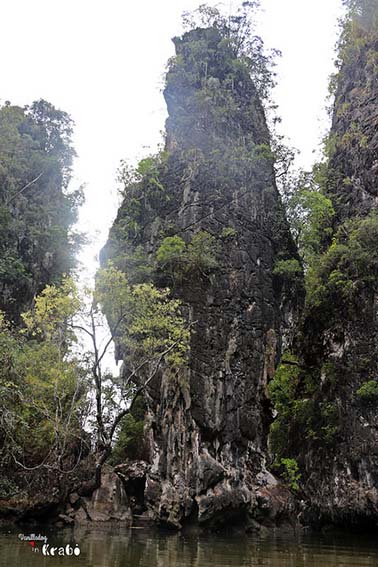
<box><xmin>1</xmin><ymin>525</ymin><xmax>378</xmax><ymax>567</ymax></box>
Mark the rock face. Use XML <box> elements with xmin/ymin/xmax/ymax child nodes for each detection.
<box><xmin>73</xmin><ymin>471</ymin><xmax>132</xmax><ymax>524</ymax></box>
<box><xmin>292</xmin><ymin>14</ymin><xmax>378</xmax><ymax>528</ymax></box>
<box><xmin>326</xmin><ymin>25</ymin><xmax>378</xmax><ymax>222</ymax></box>
<box><xmin>103</xmin><ymin>26</ymin><xmax>301</xmax><ymax>528</ymax></box>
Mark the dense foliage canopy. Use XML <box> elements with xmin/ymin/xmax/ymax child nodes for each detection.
<box><xmin>0</xmin><ymin>100</ymin><xmax>83</xmax><ymax>322</ymax></box>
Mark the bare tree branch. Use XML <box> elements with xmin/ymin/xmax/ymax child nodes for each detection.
<box><xmin>5</xmin><ymin>172</ymin><xmax>44</xmax><ymax>205</ymax></box>
<box><xmin>69</xmin><ymin>323</ymin><xmax>95</xmax><ymax>340</ymax></box>
<box><xmin>281</xmin><ymin>358</ymin><xmax>301</xmax><ymax>367</ymax></box>
<box><xmin>108</xmin><ymin>324</ymin><xmax>196</xmax><ymax>441</ymax></box>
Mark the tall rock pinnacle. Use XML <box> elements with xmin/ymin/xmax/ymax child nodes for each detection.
<box><xmin>102</xmin><ymin>22</ymin><xmax>302</xmax><ymax>528</ymax></box>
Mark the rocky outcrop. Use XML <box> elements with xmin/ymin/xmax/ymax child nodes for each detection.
<box><xmin>102</xmin><ymin>26</ymin><xmax>302</xmax><ymax>528</ymax></box>
<box><xmin>326</xmin><ymin>21</ymin><xmax>378</xmax><ymax>222</ymax></box>
<box><xmin>69</xmin><ymin>471</ymin><xmax>132</xmax><ymax>524</ymax></box>
<box><xmin>290</xmin><ymin>12</ymin><xmax>378</xmax><ymax>528</ymax></box>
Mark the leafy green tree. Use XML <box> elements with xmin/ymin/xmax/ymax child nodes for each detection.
<box><xmin>342</xmin><ymin>0</ymin><xmax>378</xmax><ymax>30</ymax></box>
<box><xmin>181</xmin><ymin>2</ymin><xmax>279</xmax><ymax>100</ymax></box>
<box><xmin>305</xmin><ymin>211</ymin><xmax>378</xmax><ymax>310</ymax></box>
<box><xmin>273</xmin><ymin>258</ymin><xmax>302</xmax><ymax>285</ymax></box>
<box><xmin>356</xmin><ymin>380</ymin><xmax>378</xmax><ymax>401</ymax></box>
<box><xmin>72</xmin><ymin>263</ymin><xmax>192</xmax><ymax>488</ymax></box>
<box><xmin>187</xmin><ymin>231</ymin><xmax>219</xmax><ymax>273</ymax></box>
<box><xmin>279</xmin><ymin>458</ymin><xmax>301</xmax><ymax>491</ymax></box>
<box><xmin>0</xmin><ymin>280</ymin><xmax>89</xmax><ymax>474</ymax></box>
<box><xmin>156</xmin><ymin>231</ymin><xmax>219</xmax><ymax>283</ymax></box>
<box><xmin>0</xmin><ymin>100</ymin><xmax>83</xmax><ymax>322</ymax></box>
<box><xmin>0</xmin><ymin>264</ymin><xmax>191</xmax><ymax>494</ymax></box>
<box><xmin>282</xmin><ymin>167</ymin><xmax>335</xmax><ymax>268</ymax></box>
<box><xmin>156</xmin><ymin>235</ymin><xmax>187</xmax><ymax>278</ymax></box>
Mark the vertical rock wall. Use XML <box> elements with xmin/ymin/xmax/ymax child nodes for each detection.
<box><xmin>103</xmin><ymin>27</ymin><xmax>301</xmax><ymax>528</ymax></box>
<box><xmin>293</xmin><ymin>15</ymin><xmax>378</xmax><ymax>527</ymax></box>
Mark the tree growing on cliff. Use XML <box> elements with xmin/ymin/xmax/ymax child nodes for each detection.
<box><xmin>0</xmin><ymin>265</ymin><xmax>190</xmax><ymax>493</ymax></box>
<box><xmin>181</xmin><ymin>1</ymin><xmax>280</xmax><ymax>100</ymax></box>
<box><xmin>342</xmin><ymin>0</ymin><xmax>378</xmax><ymax>29</ymax></box>
<box><xmin>281</xmin><ymin>166</ymin><xmax>335</xmax><ymax>268</ymax></box>
<box><xmin>82</xmin><ymin>263</ymin><xmax>190</xmax><ymax>489</ymax></box>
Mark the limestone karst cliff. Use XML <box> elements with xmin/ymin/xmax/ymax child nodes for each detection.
<box><xmin>275</xmin><ymin>1</ymin><xmax>378</xmax><ymax>528</ymax></box>
<box><xmin>2</xmin><ymin>2</ymin><xmax>378</xmax><ymax>534</ymax></box>
<box><xmin>102</xmin><ymin>20</ymin><xmax>302</xmax><ymax>528</ymax></box>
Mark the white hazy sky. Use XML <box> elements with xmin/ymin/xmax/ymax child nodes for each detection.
<box><xmin>1</xmin><ymin>0</ymin><xmax>343</xmax><ymax>280</ymax></box>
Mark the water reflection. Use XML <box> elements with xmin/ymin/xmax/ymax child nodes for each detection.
<box><xmin>1</xmin><ymin>525</ymin><xmax>378</xmax><ymax>567</ymax></box>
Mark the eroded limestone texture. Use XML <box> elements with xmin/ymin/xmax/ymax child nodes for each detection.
<box><xmin>292</xmin><ymin>20</ymin><xmax>378</xmax><ymax>528</ymax></box>
<box><xmin>102</xmin><ymin>26</ymin><xmax>301</xmax><ymax>528</ymax></box>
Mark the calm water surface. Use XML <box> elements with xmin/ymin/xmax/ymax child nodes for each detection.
<box><xmin>1</xmin><ymin>525</ymin><xmax>378</xmax><ymax>567</ymax></box>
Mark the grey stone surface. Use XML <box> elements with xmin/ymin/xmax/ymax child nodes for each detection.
<box><xmin>102</xmin><ymin>27</ymin><xmax>301</xmax><ymax>528</ymax></box>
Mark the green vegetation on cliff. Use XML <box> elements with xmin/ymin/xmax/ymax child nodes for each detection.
<box><xmin>269</xmin><ymin>1</ymin><xmax>378</xmax><ymax>507</ymax></box>
<box><xmin>6</xmin><ymin>0</ymin><xmax>378</xmax><ymax>528</ymax></box>
<box><xmin>100</xmin><ymin>3</ymin><xmax>303</xmax><ymax>526</ymax></box>
<box><xmin>0</xmin><ymin>100</ymin><xmax>83</xmax><ymax>322</ymax></box>
<box><xmin>102</xmin><ymin>2</ymin><xmax>298</xmax><ymax>294</ymax></box>
<box><xmin>0</xmin><ymin>263</ymin><xmax>190</xmax><ymax>498</ymax></box>
<box><xmin>0</xmin><ymin>96</ymin><xmax>192</xmax><ymax>502</ymax></box>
